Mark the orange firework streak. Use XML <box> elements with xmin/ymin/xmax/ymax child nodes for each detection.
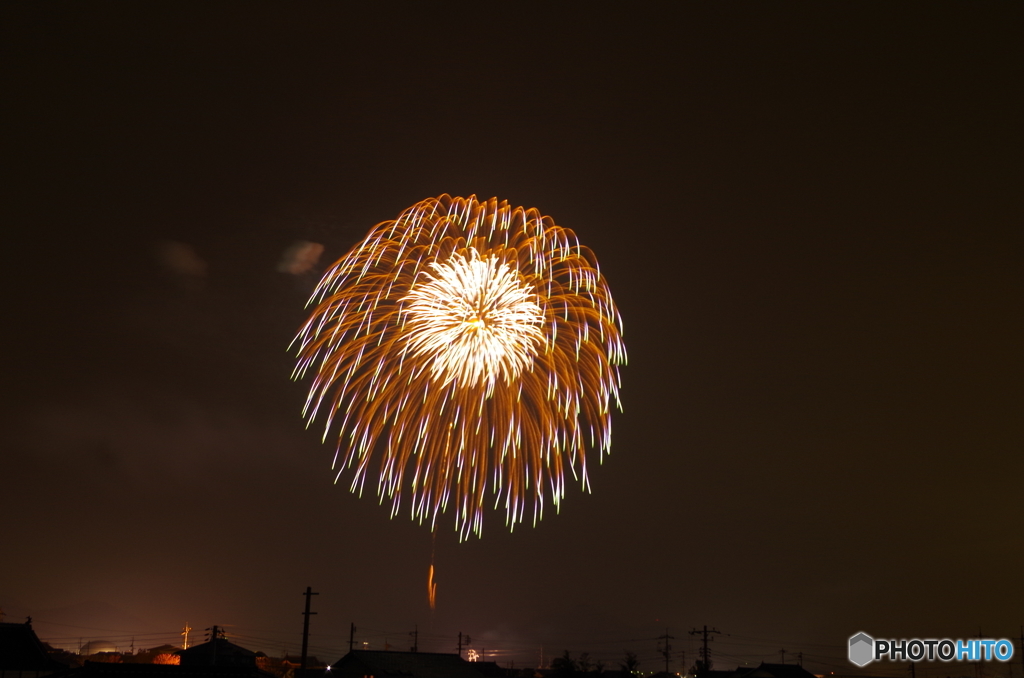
<box><xmin>292</xmin><ymin>195</ymin><xmax>626</xmax><ymax>539</ymax></box>
<box><xmin>427</xmin><ymin>564</ymin><xmax>437</xmax><ymax>610</ymax></box>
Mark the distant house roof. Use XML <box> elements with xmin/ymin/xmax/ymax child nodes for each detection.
<box><xmin>50</xmin><ymin>663</ymin><xmax>275</xmax><ymax>678</ymax></box>
<box><xmin>0</xmin><ymin>621</ymin><xmax>68</xmax><ymax>671</ymax></box>
<box><xmin>282</xmin><ymin>655</ymin><xmax>326</xmax><ymax>668</ymax></box>
<box><xmin>329</xmin><ymin>650</ymin><xmax>494</xmax><ymax>678</ymax></box>
<box><xmin>468</xmin><ymin>661</ymin><xmax>503</xmax><ymax>678</ymax></box>
<box><xmin>145</xmin><ymin>647</ymin><xmax>182</xmax><ymax>656</ymax></box>
<box><xmin>705</xmin><ymin>663</ymin><xmax>818</xmax><ymax>678</ymax></box>
<box><xmin>736</xmin><ymin>664</ymin><xmax>817</xmax><ymax>678</ymax></box>
<box><xmin>178</xmin><ymin>639</ymin><xmax>256</xmax><ymax>669</ymax></box>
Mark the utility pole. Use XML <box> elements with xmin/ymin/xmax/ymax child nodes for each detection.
<box><xmin>458</xmin><ymin>632</ymin><xmax>463</xmax><ymax>658</ymax></box>
<box><xmin>182</xmin><ymin>624</ymin><xmax>192</xmax><ymax>650</ymax></box>
<box><xmin>976</xmin><ymin>628</ymin><xmax>983</xmax><ymax>678</ymax></box>
<box><xmin>349</xmin><ymin>623</ymin><xmax>356</xmax><ymax>652</ymax></box>
<box><xmin>1019</xmin><ymin>626</ymin><xmax>1023</xmax><ymax>678</ymax></box>
<box><xmin>909</xmin><ymin>661</ymin><xmax>916</xmax><ymax>678</ymax></box>
<box><xmin>410</xmin><ymin>625</ymin><xmax>418</xmax><ymax>652</ymax></box>
<box><xmin>299</xmin><ymin>587</ymin><xmax>319</xmax><ymax>678</ymax></box>
<box><xmin>797</xmin><ymin>652</ymin><xmax>803</xmax><ymax>668</ymax></box>
<box><xmin>689</xmin><ymin>626</ymin><xmax>721</xmax><ymax>676</ymax></box>
<box><xmin>206</xmin><ymin>626</ymin><xmax>220</xmax><ymax>665</ymax></box>
<box><xmin>780</xmin><ymin>649</ymin><xmax>786</xmax><ymax>665</ymax></box>
<box><xmin>658</xmin><ymin>629</ymin><xmax>675</xmax><ymax>674</ymax></box>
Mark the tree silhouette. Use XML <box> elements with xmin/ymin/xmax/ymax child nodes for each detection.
<box><xmin>553</xmin><ymin>651</ymin><xmax>576</xmax><ymax>677</ymax></box>
<box><xmin>621</xmin><ymin>651</ymin><xmax>640</xmax><ymax>676</ymax></box>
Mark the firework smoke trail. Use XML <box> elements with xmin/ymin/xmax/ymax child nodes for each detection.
<box><xmin>292</xmin><ymin>195</ymin><xmax>626</xmax><ymax>539</ymax></box>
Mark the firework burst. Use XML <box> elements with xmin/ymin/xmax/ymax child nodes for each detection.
<box><xmin>292</xmin><ymin>195</ymin><xmax>625</xmax><ymax>539</ymax></box>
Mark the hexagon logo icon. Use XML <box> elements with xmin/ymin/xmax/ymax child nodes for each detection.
<box><xmin>849</xmin><ymin>632</ymin><xmax>874</xmax><ymax>667</ymax></box>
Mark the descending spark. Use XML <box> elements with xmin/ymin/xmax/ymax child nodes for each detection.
<box><xmin>427</xmin><ymin>563</ymin><xmax>437</xmax><ymax>610</ymax></box>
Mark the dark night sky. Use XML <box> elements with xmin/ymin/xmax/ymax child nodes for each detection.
<box><xmin>2</xmin><ymin>3</ymin><xmax>1022</xmax><ymax>674</ymax></box>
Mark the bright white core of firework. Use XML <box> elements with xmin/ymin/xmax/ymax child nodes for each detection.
<box><xmin>399</xmin><ymin>249</ymin><xmax>545</xmax><ymax>391</ymax></box>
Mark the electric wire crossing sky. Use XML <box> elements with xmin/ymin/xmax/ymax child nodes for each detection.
<box><xmin>849</xmin><ymin>632</ymin><xmax>1016</xmax><ymax>666</ymax></box>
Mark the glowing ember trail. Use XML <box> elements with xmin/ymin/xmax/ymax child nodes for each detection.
<box><xmin>427</xmin><ymin>563</ymin><xmax>437</xmax><ymax>610</ymax></box>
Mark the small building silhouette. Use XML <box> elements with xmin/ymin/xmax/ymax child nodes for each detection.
<box><xmin>328</xmin><ymin>650</ymin><xmax>495</xmax><ymax>678</ymax></box>
<box><xmin>46</xmin><ymin>635</ymin><xmax>274</xmax><ymax>678</ymax></box>
<box><xmin>177</xmin><ymin>638</ymin><xmax>257</xmax><ymax>670</ymax></box>
<box><xmin>0</xmin><ymin>621</ymin><xmax>69</xmax><ymax>678</ymax></box>
<box><xmin>703</xmin><ymin>664</ymin><xmax>818</xmax><ymax>678</ymax></box>
<box><xmin>736</xmin><ymin>664</ymin><xmax>817</xmax><ymax>678</ymax></box>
